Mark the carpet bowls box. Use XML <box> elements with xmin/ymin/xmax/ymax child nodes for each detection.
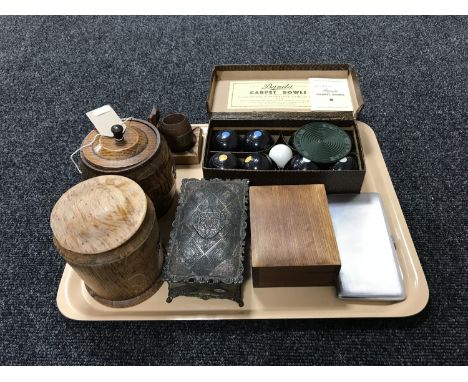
<box><xmin>202</xmin><ymin>64</ymin><xmax>366</xmax><ymax>193</ymax></box>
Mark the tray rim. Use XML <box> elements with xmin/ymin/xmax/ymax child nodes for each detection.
<box><xmin>56</xmin><ymin>122</ymin><xmax>429</xmax><ymax>321</ymax></box>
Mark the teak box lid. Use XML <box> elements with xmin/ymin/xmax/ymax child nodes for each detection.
<box><xmin>249</xmin><ymin>184</ymin><xmax>341</xmax><ymax>287</ymax></box>
<box><xmin>206</xmin><ymin>64</ymin><xmax>364</xmax><ymax>121</ymax></box>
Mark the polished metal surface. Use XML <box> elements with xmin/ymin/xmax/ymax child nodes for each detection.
<box><xmin>328</xmin><ymin>193</ymin><xmax>406</xmax><ymax>301</ymax></box>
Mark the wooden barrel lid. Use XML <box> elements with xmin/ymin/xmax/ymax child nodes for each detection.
<box><xmin>80</xmin><ymin>119</ymin><xmax>160</xmax><ymax>171</ymax></box>
<box><xmin>50</xmin><ymin>175</ymin><xmax>147</xmax><ymax>255</ymax></box>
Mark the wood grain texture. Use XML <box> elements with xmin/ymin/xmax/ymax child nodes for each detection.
<box><xmin>171</xmin><ymin>127</ymin><xmax>203</xmax><ymax>165</ymax></box>
<box><xmin>80</xmin><ymin>119</ymin><xmax>176</xmax><ymax>217</ymax></box>
<box><xmin>51</xmin><ymin>177</ymin><xmax>164</xmax><ymax>308</ymax></box>
<box><xmin>50</xmin><ymin>175</ymin><xmax>147</xmax><ymax>255</ymax></box>
<box><xmin>249</xmin><ymin>184</ymin><xmax>340</xmax><ymax>287</ymax></box>
<box><xmin>159</xmin><ymin>113</ymin><xmax>195</xmax><ymax>152</ymax></box>
<box><xmin>81</xmin><ymin>119</ymin><xmax>157</xmax><ymax>170</ymax></box>
<box><xmin>250</xmin><ymin>184</ymin><xmax>340</xmax><ymax>267</ymax></box>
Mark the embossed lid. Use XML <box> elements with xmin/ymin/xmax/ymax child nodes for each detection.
<box><xmin>80</xmin><ymin>118</ymin><xmax>160</xmax><ymax>171</ymax></box>
<box><xmin>50</xmin><ymin>175</ymin><xmax>147</xmax><ymax>255</ymax></box>
<box><xmin>162</xmin><ymin>178</ymin><xmax>249</xmax><ymax>284</ymax></box>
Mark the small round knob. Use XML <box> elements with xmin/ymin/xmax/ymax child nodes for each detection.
<box><xmin>111</xmin><ymin>124</ymin><xmax>124</xmax><ymax>140</ymax></box>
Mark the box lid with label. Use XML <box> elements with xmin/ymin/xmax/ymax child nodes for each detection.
<box><xmin>206</xmin><ymin>64</ymin><xmax>364</xmax><ymax>121</ymax></box>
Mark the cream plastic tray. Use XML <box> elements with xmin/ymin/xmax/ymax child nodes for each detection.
<box><xmin>56</xmin><ymin>122</ymin><xmax>429</xmax><ymax>320</ymax></box>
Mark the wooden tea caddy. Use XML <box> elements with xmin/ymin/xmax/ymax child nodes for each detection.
<box><xmin>50</xmin><ymin>176</ymin><xmax>164</xmax><ymax>308</ymax></box>
<box><xmin>203</xmin><ymin>64</ymin><xmax>366</xmax><ymax>193</ymax></box>
<box><xmin>79</xmin><ymin>118</ymin><xmax>176</xmax><ymax>217</ymax></box>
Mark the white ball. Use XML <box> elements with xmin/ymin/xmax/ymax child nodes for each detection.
<box><xmin>268</xmin><ymin>144</ymin><xmax>293</xmax><ymax>169</ymax></box>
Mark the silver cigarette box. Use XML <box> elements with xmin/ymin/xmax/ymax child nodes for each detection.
<box><xmin>328</xmin><ymin>193</ymin><xmax>406</xmax><ymax>301</ymax></box>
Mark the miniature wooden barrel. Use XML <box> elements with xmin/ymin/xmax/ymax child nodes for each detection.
<box><xmin>159</xmin><ymin>113</ymin><xmax>195</xmax><ymax>152</ymax></box>
<box><xmin>79</xmin><ymin>118</ymin><xmax>176</xmax><ymax>217</ymax></box>
<box><xmin>50</xmin><ymin>175</ymin><xmax>164</xmax><ymax>308</ymax></box>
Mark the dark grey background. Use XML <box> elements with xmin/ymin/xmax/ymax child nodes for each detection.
<box><xmin>0</xmin><ymin>16</ymin><xmax>466</xmax><ymax>365</ymax></box>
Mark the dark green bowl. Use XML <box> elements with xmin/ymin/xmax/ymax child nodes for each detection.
<box><xmin>292</xmin><ymin>122</ymin><xmax>352</xmax><ymax>164</ymax></box>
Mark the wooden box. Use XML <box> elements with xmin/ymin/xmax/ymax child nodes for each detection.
<box><xmin>202</xmin><ymin>64</ymin><xmax>366</xmax><ymax>193</ymax></box>
<box><xmin>249</xmin><ymin>184</ymin><xmax>341</xmax><ymax>287</ymax></box>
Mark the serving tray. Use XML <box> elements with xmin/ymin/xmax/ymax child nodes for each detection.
<box><xmin>56</xmin><ymin>122</ymin><xmax>429</xmax><ymax>320</ymax></box>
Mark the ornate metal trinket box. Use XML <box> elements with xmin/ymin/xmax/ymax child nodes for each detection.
<box><xmin>162</xmin><ymin>178</ymin><xmax>249</xmax><ymax>306</ymax></box>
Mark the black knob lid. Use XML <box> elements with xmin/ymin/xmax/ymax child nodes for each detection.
<box><xmin>111</xmin><ymin>124</ymin><xmax>124</xmax><ymax>140</ymax></box>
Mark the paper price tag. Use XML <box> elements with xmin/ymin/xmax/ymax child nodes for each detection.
<box><xmin>85</xmin><ymin>105</ymin><xmax>125</xmax><ymax>137</ymax></box>
<box><xmin>309</xmin><ymin>78</ymin><xmax>354</xmax><ymax>111</ymax></box>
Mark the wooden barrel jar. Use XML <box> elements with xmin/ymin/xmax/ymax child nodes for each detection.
<box><xmin>159</xmin><ymin>113</ymin><xmax>196</xmax><ymax>152</ymax></box>
<box><xmin>50</xmin><ymin>175</ymin><xmax>164</xmax><ymax>308</ymax></box>
<box><xmin>79</xmin><ymin>118</ymin><xmax>176</xmax><ymax>217</ymax></box>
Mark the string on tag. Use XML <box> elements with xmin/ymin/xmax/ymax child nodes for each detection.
<box><xmin>69</xmin><ymin>117</ymin><xmax>134</xmax><ymax>174</ymax></box>
<box><xmin>70</xmin><ymin>133</ymin><xmax>101</xmax><ymax>174</ymax></box>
